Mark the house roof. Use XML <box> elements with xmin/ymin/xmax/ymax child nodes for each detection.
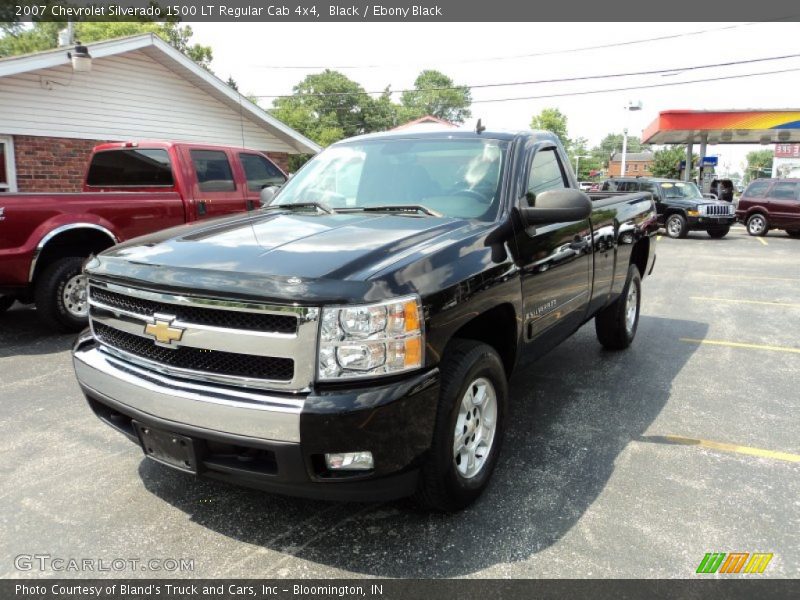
<box><xmin>0</xmin><ymin>34</ymin><xmax>320</xmax><ymax>154</ymax></box>
<box><xmin>391</xmin><ymin>115</ymin><xmax>457</xmax><ymax>131</ymax></box>
<box><xmin>610</xmin><ymin>151</ymin><xmax>654</xmax><ymax>162</ymax></box>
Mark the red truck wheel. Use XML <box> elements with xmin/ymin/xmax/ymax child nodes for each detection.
<box><xmin>34</xmin><ymin>257</ymin><xmax>89</xmax><ymax>332</ymax></box>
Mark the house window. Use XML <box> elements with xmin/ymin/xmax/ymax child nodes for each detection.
<box><xmin>0</xmin><ymin>136</ymin><xmax>17</xmax><ymax>193</ymax></box>
<box><xmin>633</xmin><ymin>163</ymin><xmax>639</xmax><ymax>172</ymax></box>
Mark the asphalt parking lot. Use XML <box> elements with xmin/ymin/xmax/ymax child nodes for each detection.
<box><xmin>1</xmin><ymin>224</ymin><xmax>798</xmax><ymax>579</ymax></box>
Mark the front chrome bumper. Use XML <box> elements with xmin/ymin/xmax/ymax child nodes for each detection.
<box><xmin>73</xmin><ymin>343</ymin><xmax>303</xmax><ymax>442</ymax></box>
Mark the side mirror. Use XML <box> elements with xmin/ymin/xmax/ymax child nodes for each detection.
<box><xmin>517</xmin><ymin>189</ymin><xmax>592</xmax><ymax>226</ymax></box>
<box><xmin>259</xmin><ymin>185</ymin><xmax>280</xmax><ymax>207</ymax></box>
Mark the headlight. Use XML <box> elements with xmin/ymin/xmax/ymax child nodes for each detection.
<box><xmin>318</xmin><ymin>295</ymin><xmax>423</xmax><ymax>380</ymax></box>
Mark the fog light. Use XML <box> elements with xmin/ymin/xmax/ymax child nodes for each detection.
<box><xmin>325</xmin><ymin>451</ymin><xmax>374</xmax><ymax>471</ymax></box>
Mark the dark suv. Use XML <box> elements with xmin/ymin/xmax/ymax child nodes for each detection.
<box><xmin>736</xmin><ymin>178</ymin><xmax>800</xmax><ymax>237</ymax></box>
<box><xmin>601</xmin><ymin>177</ymin><xmax>736</xmax><ymax>238</ymax></box>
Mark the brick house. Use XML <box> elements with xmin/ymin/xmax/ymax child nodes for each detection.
<box><xmin>607</xmin><ymin>151</ymin><xmax>654</xmax><ymax>178</ymax></box>
<box><xmin>0</xmin><ymin>34</ymin><xmax>319</xmax><ymax>193</ymax></box>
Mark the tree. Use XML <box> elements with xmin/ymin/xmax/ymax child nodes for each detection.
<box><xmin>651</xmin><ymin>146</ymin><xmax>697</xmax><ymax>179</ymax></box>
<box><xmin>400</xmin><ymin>70</ymin><xmax>471</xmax><ymax>124</ymax></box>
<box><xmin>597</xmin><ymin>132</ymin><xmax>649</xmax><ymax>156</ymax></box>
<box><xmin>530</xmin><ymin>108</ymin><xmax>570</xmax><ymax>149</ymax></box>
<box><xmin>0</xmin><ymin>21</ymin><xmax>212</xmax><ymax>68</ymax></box>
<box><xmin>744</xmin><ymin>149</ymin><xmax>773</xmax><ymax>183</ymax></box>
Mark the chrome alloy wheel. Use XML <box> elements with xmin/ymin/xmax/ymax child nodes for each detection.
<box><xmin>453</xmin><ymin>377</ymin><xmax>497</xmax><ymax>479</ymax></box>
<box><xmin>748</xmin><ymin>215</ymin><xmax>766</xmax><ymax>235</ymax></box>
<box><xmin>62</xmin><ymin>273</ymin><xmax>88</xmax><ymax>318</ymax></box>
<box><xmin>667</xmin><ymin>217</ymin><xmax>682</xmax><ymax>237</ymax></box>
<box><xmin>625</xmin><ymin>280</ymin><xmax>639</xmax><ymax>335</ymax></box>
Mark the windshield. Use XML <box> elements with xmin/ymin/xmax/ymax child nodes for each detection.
<box><xmin>658</xmin><ymin>181</ymin><xmax>703</xmax><ymax>200</ymax></box>
<box><xmin>274</xmin><ymin>138</ymin><xmax>509</xmax><ymax>221</ymax></box>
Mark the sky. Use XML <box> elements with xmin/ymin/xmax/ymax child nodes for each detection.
<box><xmin>190</xmin><ymin>21</ymin><xmax>800</xmax><ymax>176</ymax></box>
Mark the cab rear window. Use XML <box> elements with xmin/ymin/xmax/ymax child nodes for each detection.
<box><xmin>86</xmin><ymin>149</ymin><xmax>173</xmax><ymax>187</ymax></box>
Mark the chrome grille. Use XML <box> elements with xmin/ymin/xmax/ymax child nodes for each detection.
<box><xmin>90</xmin><ymin>287</ymin><xmax>298</xmax><ymax>334</ymax></box>
<box><xmin>701</xmin><ymin>204</ymin><xmax>734</xmax><ymax>216</ymax></box>
<box><xmin>87</xmin><ymin>281</ymin><xmax>319</xmax><ymax>392</ymax></box>
<box><xmin>93</xmin><ymin>323</ymin><xmax>294</xmax><ymax>381</ymax></box>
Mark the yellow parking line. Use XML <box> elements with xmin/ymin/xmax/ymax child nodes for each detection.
<box><xmin>663</xmin><ymin>436</ymin><xmax>800</xmax><ymax>463</ymax></box>
<box><xmin>756</xmin><ymin>236</ymin><xmax>768</xmax><ymax>246</ymax></box>
<box><xmin>656</xmin><ymin>235</ymin><xmax>662</xmax><ymax>241</ymax></box>
<box><xmin>691</xmin><ymin>296</ymin><xmax>800</xmax><ymax>309</ymax></box>
<box><xmin>680</xmin><ymin>338</ymin><xmax>800</xmax><ymax>354</ymax></box>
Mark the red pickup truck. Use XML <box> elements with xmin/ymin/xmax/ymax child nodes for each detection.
<box><xmin>0</xmin><ymin>141</ymin><xmax>287</xmax><ymax>331</ymax></box>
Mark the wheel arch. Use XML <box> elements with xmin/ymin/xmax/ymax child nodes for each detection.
<box><xmin>29</xmin><ymin>223</ymin><xmax>118</xmax><ymax>283</ymax></box>
<box><xmin>445</xmin><ymin>303</ymin><xmax>518</xmax><ymax>378</ymax></box>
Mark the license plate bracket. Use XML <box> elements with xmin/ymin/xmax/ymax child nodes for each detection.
<box><xmin>133</xmin><ymin>422</ymin><xmax>198</xmax><ymax>474</ymax></box>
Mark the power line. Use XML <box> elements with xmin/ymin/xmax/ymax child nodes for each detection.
<box><xmin>470</xmin><ymin>66</ymin><xmax>800</xmax><ymax>104</ymax></box>
<box><xmin>247</xmin><ymin>20</ymin><xmax>791</xmax><ymax>70</ymax></box>
<box><xmin>252</xmin><ymin>52</ymin><xmax>800</xmax><ymax>99</ymax></box>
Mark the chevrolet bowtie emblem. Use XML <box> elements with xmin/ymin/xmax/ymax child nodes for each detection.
<box><xmin>144</xmin><ymin>315</ymin><xmax>184</xmax><ymax>347</ymax></box>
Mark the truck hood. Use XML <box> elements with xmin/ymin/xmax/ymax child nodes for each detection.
<box><xmin>88</xmin><ymin>210</ymin><xmax>472</xmax><ymax>302</ymax></box>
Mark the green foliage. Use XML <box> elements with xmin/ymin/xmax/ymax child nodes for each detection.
<box><xmin>269</xmin><ymin>70</ymin><xmax>376</xmax><ymax>147</ymax></box>
<box><xmin>529</xmin><ymin>108</ymin><xmax>570</xmax><ymax>148</ymax></box>
<box><xmin>597</xmin><ymin>132</ymin><xmax>648</xmax><ymax>156</ymax></box>
<box><xmin>0</xmin><ymin>19</ymin><xmax>212</xmax><ymax>68</ymax></box>
<box><xmin>400</xmin><ymin>70</ymin><xmax>472</xmax><ymax>124</ymax></box>
<box><xmin>651</xmin><ymin>146</ymin><xmax>697</xmax><ymax>179</ymax></box>
<box><xmin>744</xmin><ymin>149</ymin><xmax>773</xmax><ymax>183</ymax></box>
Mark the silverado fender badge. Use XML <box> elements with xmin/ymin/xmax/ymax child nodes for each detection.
<box><xmin>144</xmin><ymin>314</ymin><xmax>185</xmax><ymax>347</ymax></box>
<box><xmin>0</xmin><ymin>207</ymin><xmax>5</xmax><ymax>221</ymax></box>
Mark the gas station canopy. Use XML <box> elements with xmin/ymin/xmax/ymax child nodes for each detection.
<box><xmin>642</xmin><ymin>110</ymin><xmax>800</xmax><ymax>145</ymax></box>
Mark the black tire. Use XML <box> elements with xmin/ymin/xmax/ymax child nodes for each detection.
<box><xmin>665</xmin><ymin>213</ymin><xmax>688</xmax><ymax>239</ymax></box>
<box><xmin>746</xmin><ymin>213</ymin><xmax>769</xmax><ymax>237</ymax></box>
<box><xmin>707</xmin><ymin>226</ymin><xmax>730</xmax><ymax>239</ymax></box>
<box><xmin>414</xmin><ymin>339</ymin><xmax>508</xmax><ymax>512</ymax></box>
<box><xmin>786</xmin><ymin>229</ymin><xmax>800</xmax><ymax>238</ymax></box>
<box><xmin>0</xmin><ymin>296</ymin><xmax>15</xmax><ymax>313</ymax></box>
<box><xmin>34</xmin><ymin>256</ymin><xmax>89</xmax><ymax>332</ymax></box>
<box><xmin>595</xmin><ymin>264</ymin><xmax>642</xmax><ymax>351</ymax></box>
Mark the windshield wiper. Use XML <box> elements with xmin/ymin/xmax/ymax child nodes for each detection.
<box><xmin>263</xmin><ymin>202</ymin><xmax>334</xmax><ymax>215</ymax></box>
<box><xmin>344</xmin><ymin>204</ymin><xmax>443</xmax><ymax>217</ymax></box>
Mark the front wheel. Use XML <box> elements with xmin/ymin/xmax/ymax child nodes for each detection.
<box><xmin>0</xmin><ymin>296</ymin><xmax>15</xmax><ymax>313</ymax></box>
<box><xmin>665</xmin><ymin>214</ymin><xmax>688</xmax><ymax>239</ymax></box>
<box><xmin>34</xmin><ymin>256</ymin><xmax>89</xmax><ymax>332</ymax></box>
<box><xmin>595</xmin><ymin>264</ymin><xmax>642</xmax><ymax>351</ymax></box>
<box><xmin>707</xmin><ymin>226</ymin><xmax>730</xmax><ymax>239</ymax></box>
<box><xmin>746</xmin><ymin>214</ymin><xmax>769</xmax><ymax>236</ymax></box>
<box><xmin>414</xmin><ymin>340</ymin><xmax>508</xmax><ymax>512</ymax></box>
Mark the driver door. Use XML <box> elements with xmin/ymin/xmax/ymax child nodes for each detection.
<box><xmin>510</xmin><ymin>142</ymin><xmax>592</xmax><ymax>362</ymax></box>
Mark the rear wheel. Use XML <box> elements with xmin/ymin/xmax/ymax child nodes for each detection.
<box><xmin>0</xmin><ymin>296</ymin><xmax>15</xmax><ymax>313</ymax></box>
<box><xmin>786</xmin><ymin>229</ymin><xmax>800</xmax><ymax>238</ymax></box>
<box><xmin>665</xmin><ymin>214</ymin><xmax>688</xmax><ymax>239</ymax></box>
<box><xmin>415</xmin><ymin>339</ymin><xmax>508</xmax><ymax>512</ymax></box>
<box><xmin>707</xmin><ymin>226</ymin><xmax>730</xmax><ymax>239</ymax></box>
<box><xmin>746</xmin><ymin>213</ymin><xmax>769</xmax><ymax>236</ymax></box>
<box><xmin>34</xmin><ymin>256</ymin><xmax>89</xmax><ymax>332</ymax></box>
<box><xmin>595</xmin><ymin>264</ymin><xmax>641</xmax><ymax>351</ymax></box>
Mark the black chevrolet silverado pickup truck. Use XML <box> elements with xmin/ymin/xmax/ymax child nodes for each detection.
<box><xmin>72</xmin><ymin>129</ymin><xmax>657</xmax><ymax>511</ymax></box>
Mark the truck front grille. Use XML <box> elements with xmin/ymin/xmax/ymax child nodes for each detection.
<box><xmin>93</xmin><ymin>323</ymin><xmax>295</xmax><ymax>381</ymax></box>
<box><xmin>87</xmin><ymin>281</ymin><xmax>319</xmax><ymax>391</ymax></box>
<box><xmin>702</xmin><ymin>204</ymin><xmax>734</xmax><ymax>216</ymax></box>
<box><xmin>90</xmin><ymin>287</ymin><xmax>297</xmax><ymax>334</ymax></box>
